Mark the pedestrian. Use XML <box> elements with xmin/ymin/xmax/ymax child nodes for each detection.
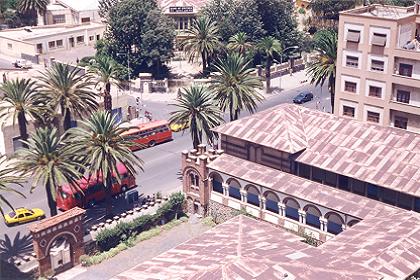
<box><xmin>76</xmin><ymin>57</ymin><xmax>80</xmax><ymax>64</ymax></box>
<box><xmin>2</xmin><ymin>72</ymin><xmax>6</xmax><ymax>83</ymax></box>
<box><xmin>289</xmin><ymin>68</ymin><xmax>293</xmax><ymax>76</ymax></box>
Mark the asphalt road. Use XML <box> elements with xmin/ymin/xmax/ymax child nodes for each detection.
<box><xmin>0</xmin><ymin>82</ymin><xmax>330</xmax><ymax>260</ymax></box>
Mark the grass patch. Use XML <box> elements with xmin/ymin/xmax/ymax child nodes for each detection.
<box><xmin>201</xmin><ymin>216</ymin><xmax>216</xmax><ymax>227</ymax></box>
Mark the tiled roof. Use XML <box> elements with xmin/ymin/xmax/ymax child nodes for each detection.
<box><xmin>28</xmin><ymin>207</ymin><xmax>85</xmax><ymax>233</ymax></box>
<box><xmin>214</xmin><ymin>104</ymin><xmax>420</xmax><ymax>197</ymax></box>
<box><xmin>112</xmin><ymin>212</ymin><xmax>420</xmax><ymax>280</ymax></box>
<box><xmin>207</xmin><ymin>154</ymin><xmax>384</xmax><ymax>219</ymax></box>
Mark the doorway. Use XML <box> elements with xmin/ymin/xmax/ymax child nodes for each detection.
<box><xmin>69</xmin><ymin>37</ymin><xmax>74</xmax><ymax>48</ymax></box>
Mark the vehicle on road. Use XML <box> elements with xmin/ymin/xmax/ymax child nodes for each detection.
<box><xmin>170</xmin><ymin>122</ymin><xmax>188</xmax><ymax>132</ymax></box>
<box><xmin>13</xmin><ymin>59</ymin><xmax>33</xmax><ymax>69</ymax></box>
<box><xmin>121</xmin><ymin>120</ymin><xmax>172</xmax><ymax>150</ymax></box>
<box><xmin>56</xmin><ymin>163</ymin><xmax>137</xmax><ymax>211</ymax></box>
<box><xmin>4</xmin><ymin>207</ymin><xmax>45</xmax><ymax>226</ymax></box>
<box><xmin>293</xmin><ymin>91</ymin><xmax>313</xmax><ymax>104</ymax></box>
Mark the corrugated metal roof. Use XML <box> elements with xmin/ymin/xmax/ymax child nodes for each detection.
<box><xmin>214</xmin><ymin>104</ymin><xmax>420</xmax><ymax>197</ymax></box>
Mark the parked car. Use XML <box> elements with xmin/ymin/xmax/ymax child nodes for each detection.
<box><xmin>293</xmin><ymin>91</ymin><xmax>314</xmax><ymax>104</ymax></box>
<box><xmin>170</xmin><ymin>122</ymin><xmax>188</xmax><ymax>132</ymax></box>
<box><xmin>13</xmin><ymin>59</ymin><xmax>33</xmax><ymax>69</ymax></box>
<box><xmin>3</xmin><ymin>207</ymin><xmax>45</xmax><ymax>226</ymax></box>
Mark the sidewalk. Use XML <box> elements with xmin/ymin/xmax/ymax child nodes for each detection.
<box><xmin>56</xmin><ymin>215</ymin><xmax>211</xmax><ymax>280</ymax></box>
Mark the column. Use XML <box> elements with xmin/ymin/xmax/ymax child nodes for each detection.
<box><xmin>222</xmin><ymin>183</ymin><xmax>229</xmax><ymax>196</ymax></box>
<box><xmin>278</xmin><ymin>203</ymin><xmax>286</xmax><ymax>217</ymax></box>
<box><xmin>319</xmin><ymin>217</ymin><xmax>328</xmax><ymax>232</ymax></box>
<box><xmin>260</xmin><ymin>197</ymin><xmax>266</xmax><ymax>210</ymax></box>
<box><xmin>341</xmin><ymin>224</ymin><xmax>347</xmax><ymax>232</ymax></box>
<box><xmin>240</xmin><ymin>189</ymin><xmax>247</xmax><ymax>203</ymax></box>
<box><xmin>298</xmin><ymin>209</ymin><xmax>306</xmax><ymax>224</ymax></box>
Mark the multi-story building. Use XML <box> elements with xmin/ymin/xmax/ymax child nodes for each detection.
<box><xmin>42</xmin><ymin>0</ymin><xmax>101</xmax><ymax>26</ymax></box>
<box><xmin>335</xmin><ymin>4</ymin><xmax>420</xmax><ymax>134</ymax></box>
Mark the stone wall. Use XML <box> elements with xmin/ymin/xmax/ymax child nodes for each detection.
<box><xmin>207</xmin><ymin>200</ymin><xmax>239</xmax><ymax>224</ymax></box>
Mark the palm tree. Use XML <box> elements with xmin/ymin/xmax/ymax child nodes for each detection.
<box><xmin>182</xmin><ymin>16</ymin><xmax>220</xmax><ymax>75</ymax></box>
<box><xmin>88</xmin><ymin>56</ymin><xmax>121</xmax><ymax>112</ymax></box>
<box><xmin>67</xmin><ymin>111</ymin><xmax>143</xmax><ymax>217</ymax></box>
<box><xmin>211</xmin><ymin>53</ymin><xmax>263</xmax><ymax>121</ymax></box>
<box><xmin>14</xmin><ymin>127</ymin><xmax>83</xmax><ymax>216</ymax></box>
<box><xmin>17</xmin><ymin>0</ymin><xmax>49</xmax><ymax>25</ymax></box>
<box><xmin>227</xmin><ymin>32</ymin><xmax>253</xmax><ymax>55</ymax></box>
<box><xmin>38</xmin><ymin>63</ymin><xmax>98</xmax><ymax>131</ymax></box>
<box><xmin>306</xmin><ymin>29</ymin><xmax>337</xmax><ymax>113</ymax></box>
<box><xmin>169</xmin><ymin>86</ymin><xmax>223</xmax><ymax>148</ymax></box>
<box><xmin>0</xmin><ymin>78</ymin><xmax>42</xmax><ymax>147</ymax></box>
<box><xmin>0</xmin><ymin>156</ymin><xmax>26</xmax><ymax>216</ymax></box>
<box><xmin>257</xmin><ymin>36</ymin><xmax>282</xmax><ymax>93</ymax></box>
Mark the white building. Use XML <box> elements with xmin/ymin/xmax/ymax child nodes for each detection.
<box><xmin>41</xmin><ymin>0</ymin><xmax>101</xmax><ymax>26</ymax></box>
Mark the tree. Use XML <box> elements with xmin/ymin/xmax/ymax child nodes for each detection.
<box><xmin>182</xmin><ymin>16</ymin><xmax>220</xmax><ymax>75</ymax></box>
<box><xmin>0</xmin><ymin>78</ymin><xmax>41</xmax><ymax>146</ymax></box>
<box><xmin>310</xmin><ymin>0</ymin><xmax>355</xmax><ymax>21</ymax></box>
<box><xmin>38</xmin><ymin>63</ymin><xmax>98</xmax><ymax>131</ymax></box>
<box><xmin>98</xmin><ymin>0</ymin><xmax>119</xmax><ymax>19</ymax></box>
<box><xmin>211</xmin><ymin>53</ymin><xmax>263</xmax><ymax>121</ymax></box>
<box><xmin>169</xmin><ymin>86</ymin><xmax>223</xmax><ymax>148</ymax></box>
<box><xmin>0</xmin><ymin>156</ymin><xmax>25</xmax><ymax>215</ymax></box>
<box><xmin>306</xmin><ymin>29</ymin><xmax>337</xmax><ymax>113</ymax></box>
<box><xmin>227</xmin><ymin>32</ymin><xmax>254</xmax><ymax>55</ymax></box>
<box><xmin>104</xmin><ymin>0</ymin><xmax>175</xmax><ymax>77</ymax></box>
<box><xmin>88</xmin><ymin>56</ymin><xmax>121</xmax><ymax>112</ymax></box>
<box><xmin>257</xmin><ymin>36</ymin><xmax>282</xmax><ymax>92</ymax></box>
<box><xmin>17</xmin><ymin>0</ymin><xmax>48</xmax><ymax>25</ymax></box>
<box><xmin>67</xmin><ymin>111</ymin><xmax>143</xmax><ymax>217</ymax></box>
<box><xmin>14</xmin><ymin>127</ymin><xmax>83</xmax><ymax>216</ymax></box>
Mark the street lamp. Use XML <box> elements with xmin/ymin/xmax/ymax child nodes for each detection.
<box><xmin>279</xmin><ymin>45</ymin><xmax>299</xmax><ymax>91</ymax></box>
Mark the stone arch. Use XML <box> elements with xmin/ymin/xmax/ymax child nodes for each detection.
<box><xmin>283</xmin><ymin>197</ymin><xmax>300</xmax><ymax>221</ymax></box>
<box><xmin>227</xmin><ymin>178</ymin><xmax>241</xmax><ymax>200</ymax></box>
<box><xmin>45</xmin><ymin>231</ymin><xmax>77</xmax><ymax>257</ymax></box>
<box><xmin>325</xmin><ymin>212</ymin><xmax>344</xmax><ymax>234</ymax></box>
<box><xmin>245</xmin><ymin>185</ymin><xmax>260</xmax><ymax>207</ymax></box>
<box><xmin>347</xmin><ymin>219</ymin><xmax>360</xmax><ymax>227</ymax></box>
<box><xmin>304</xmin><ymin>204</ymin><xmax>322</xmax><ymax>229</ymax></box>
<box><xmin>209</xmin><ymin>172</ymin><xmax>223</xmax><ymax>194</ymax></box>
<box><xmin>264</xmin><ymin>191</ymin><xmax>279</xmax><ymax>213</ymax></box>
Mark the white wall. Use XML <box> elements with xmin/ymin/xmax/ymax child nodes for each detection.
<box><xmin>367</xmin><ymin>54</ymin><xmax>388</xmax><ymax>74</ymax></box>
<box><xmin>344</xmin><ymin>23</ymin><xmax>364</xmax><ymax>44</ymax></box>
<box><xmin>342</xmin><ymin>50</ymin><xmax>362</xmax><ymax>70</ymax></box>
<box><xmin>341</xmin><ymin>75</ymin><xmax>361</xmax><ymax>95</ymax></box>
<box><xmin>396</xmin><ymin>58</ymin><xmax>420</xmax><ymax>79</ymax></box>
<box><xmin>339</xmin><ymin>99</ymin><xmax>359</xmax><ymax>118</ymax></box>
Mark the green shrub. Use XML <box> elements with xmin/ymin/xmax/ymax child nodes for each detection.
<box><xmin>96</xmin><ymin>225</ymin><xmax>122</xmax><ymax>251</ymax></box>
<box><xmin>202</xmin><ymin>216</ymin><xmax>216</xmax><ymax>227</ymax></box>
<box><xmin>78</xmin><ymin>56</ymin><xmax>95</xmax><ymax>66</ymax></box>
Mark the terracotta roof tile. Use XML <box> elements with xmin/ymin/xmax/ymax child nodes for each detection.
<box><xmin>28</xmin><ymin>207</ymin><xmax>85</xmax><ymax>233</ymax></box>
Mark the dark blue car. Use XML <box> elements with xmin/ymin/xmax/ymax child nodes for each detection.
<box><xmin>293</xmin><ymin>91</ymin><xmax>313</xmax><ymax>104</ymax></box>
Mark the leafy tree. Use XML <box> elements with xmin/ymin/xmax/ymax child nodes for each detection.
<box><xmin>104</xmin><ymin>0</ymin><xmax>175</xmax><ymax>77</ymax></box>
<box><xmin>310</xmin><ymin>0</ymin><xmax>355</xmax><ymax>21</ymax></box>
<box><xmin>17</xmin><ymin>0</ymin><xmax>48</xmax><ymax>25</ymax></box>
<box><xmin>0</xmin><ymin>78</ymin><xmax>42</xmax><ymax>146</ymax></box>
<box><xmin>0</xmin><ymin>156</ymin><xmax>25</xmax><ymax>215</ymax></box>
<box><xmin>169</xmin><ymin>86</ymin><xmax>223</xmax><ymax>148</ymax></box>
<box><xmin>182</xmin><ymin>16</ymin><xmax>221</xmax><ymax>75</ymax></box>
<box><xmin>227</xmin><ymin>32</ymin><xmax>254</xmax><ymax>55</ymax></box>
<box><xmin>306</xmin><ymin>29</ymin><xmax>337</xmax><ymax>113</ymax></box>
<box><xmin>257</xmin><ymin>36</ymin><xmax>282</xmax><ymax>92</ymax></box>
<box><xmin>15</xmin><ymin>127</ymin><xmax>84</xmax><ymax>216</ymax></box>
<box><xmin>38</xmin><ymin>63</ymin><xmax>98</xmax><ymax>131</ymax></box>
<box><xmin>98</xmin><ymin>0</ymin><xmax>119</xmax><ymax>18</ymax></box>
<box><xmin>211</xmin><ymin>53</ymin><xmax>263</xmax><ymax>121</ymax></box>
<box><xmin>88</xmin><ymin>56</ymin><xmax>121</xmax><ymax>112</ymax></box>
<box><xmin>67</xmin><ymin>111</ymin><xmax>143</xmax><ymax>217</ymax></box>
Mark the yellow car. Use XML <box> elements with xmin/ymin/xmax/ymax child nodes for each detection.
<box><xmin>3</xmin><ymin>207</ymin><xmax>45</xmax><ymax>226</ymax></box>
<box><xmin>170</xmin><ymin>122</ymin><xmax>188</xmax><ymax>132</ymax></box>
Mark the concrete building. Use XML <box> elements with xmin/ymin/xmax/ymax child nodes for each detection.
<box><xmin>114</xmin><ymin>106</ymin><xmax>420</xmax><ymax>279</ymax></box>
<box><xmin>335</xmin><ymin>4</ymin><xmax>420</xmax><ymax>134</ymax></box>
<box><xmin>41</xmin><ymin>0</ymin><xmax>101</xmax><ymax>26</ymax></box>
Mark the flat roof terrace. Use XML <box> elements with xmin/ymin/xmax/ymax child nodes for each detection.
<box><xmin>340</xmin><ymin>4</ymin><xmax>415</xmax><ymax>20</ymax></box>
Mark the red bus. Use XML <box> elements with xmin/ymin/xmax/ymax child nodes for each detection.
<box><xmin>56</xmin><ymin>163</ymin><xmax>136</xmax><ymax>211</ymax></box>
<box><xmin>121</xmin><ymin>120</ymin><xmax>173</xmax><ymax>150</ymax></box>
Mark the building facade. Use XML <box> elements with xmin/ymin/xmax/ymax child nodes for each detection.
<box><xmin>42</xmin><ymin>0</ymin><xmax>101</xmax><ymax>26</ymax></box>
<box><xmin>335</xmin><ymin>4</ymin><xmax>420</xmax><ymax>134</ymax></box>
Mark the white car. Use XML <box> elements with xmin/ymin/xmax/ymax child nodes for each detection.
<box><xmin>13</xmin><ymin>59</ymin><xmax>32</xmax><ymax>69</ymax></box>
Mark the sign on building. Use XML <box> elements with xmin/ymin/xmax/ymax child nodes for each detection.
<box><xmin>169</xmin><ymin>6</ymin><xmax>193</xmax><ymax>13</ymax></box>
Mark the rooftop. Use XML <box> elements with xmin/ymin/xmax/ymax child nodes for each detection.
<box><xmin>340</xmin><ymin>4</ymin><xmax>415</xmax><ymax>20</ymax></box>
<box><xmin>112</xmin><ymin>212</ymin><xmax>420</xmax><ymax>280</ymax></box>
<box><xmin>0</xmin><ymin>22</ymin><xmax>105</xmax><ymax>41</ymax></box>
<box><xmin>214</xmin><ymin>104</ymin><xmax>420</xmax><ymax>198</ymax></box>
<box><xmin>55</xmin><ymin>0</ymin><xmax>100</xmax><ymax>12</ymax></box>
<box><xmin>28</xmin><ymin>207</ymin><xmax>85</xmax><ymax>233</ymax></box>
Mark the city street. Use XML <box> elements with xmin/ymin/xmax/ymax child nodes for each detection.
<box><xmin>0</xmin><ymin>81</ymin><xmax>330</xmax><ymax>261</ymax></box>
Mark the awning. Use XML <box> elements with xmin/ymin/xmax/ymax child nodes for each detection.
<box><xmin>372</xmin><ymin>33</ymin><xmax>387</xmax><ymax>46</ymax></box>
<box><xmin>346</xmin><ymin>30</ymin><xmax>360</xmax><ymax>43</ymax></box>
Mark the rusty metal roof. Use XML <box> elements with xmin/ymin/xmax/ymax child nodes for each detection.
<box><xmin>214</xmin><ymin>104</ymin><xmax>420</xmax><ymax>197</ymax></box>
<box><xmin>112</xmin><ymin>212</ymin><xmax>420</xmax><ymax>280</ymax></box>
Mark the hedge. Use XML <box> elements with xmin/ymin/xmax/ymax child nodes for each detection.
<box><xmin>96</xmin><ymin>192</ymin><xmax>184</xmax><ymax>251</ymax></box>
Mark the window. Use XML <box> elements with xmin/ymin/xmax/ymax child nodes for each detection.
<box><xmin>48</xmin><ymin>41</ymin><xmax>56</xmax><ymax>49</ymax></box>
<box><xmin>229</xmin><ymin>186</ymin><xmax>241</xmax><ymax>200</ymax></box>
<box><xmin>7</xmin><ymin>43</ymin><xmax>12</xmax><ymax>49</ymax></box>
<box><xmin>96</xmin><ymin>35</ymin><xmax>100</xmax><ymax>40</ymax></box>
<box><xmin>396</xmin><ymin>90</ymin><xmax>410</xmax><ymax>103</ymax></box>
<box><xmin>367</xmin><ymin>111</ymin><xmax>380</xmax><ymax>123</ymax></box>
<box><xmin>76</xmin><ymin>36</ymin><xmax>84</xmax><ymax>44</ymax></box>
<box><xmin>346</xmin><ymin>55</ymin><xmax>359</xmax><ymax>68</ymax></box>
<box><xmin>81</xmin><ymin>17</ymin><xmax>91</xmax><ymax>23</ymax></box>
<box><xmin>344</xmin><ymin>81</ymin><xmax>356</xmax><ymax>92</ymax></box>
<box><xmin>368</xmin><ymin>86</ymin><xmax>382</xmax><ymax>98</ymax></box>
<box><xmin>56</xmin><ymin>40</ymin><xmax>63</xmax><ymax>48</ymax></box>
<box><xmin>367</xmin><ymin>183</ymin><xmax>379</xmax><ymax>199</ymax></box>
<box><xmin>338</xmin><ymin>175</ymin><xmax>350</xmax><ymax>191</ymax></box>
<box><xmin>371</xmin><ymin>59</ymin><xmax>384</xmax><ymax>72</ymax></box>
<box><xmin>397</xmin><ymin>193</ymin><xmax>413</xmax><ymax>210</ymax></box>
<box><xmin>189</xmin><ymin>172</ymin><xmax>199</xmax><ymax>189</ymax></box>
<box><xmin>394</xmin><ymin>116</ymin><xmax>408</xmax><ymax>129</ymax></box>
<box><xmin>399</xmin><ymin>63</ymin><xmax>413</xmax><ymax>77</ymax></box>
<box><xmin>53</xmin><ymin>15</ymin><xmax>65</xmax><ymax>24</ymax></box>
<box><xmin>346</xmin><ymin>29</ymin><xmax>360</xmax><ymax>43</ymax></box>
<box><xmin>343</xmin><ymin>106</ymin><xmax>355</xmax><ymax>117</ymax></box>
<box><xmin>12</xmin><ymin>136</ymin><xmax>23</xmax><ymax>151</ymax></box>
<box><xmin>89</xmin><ymin>36</ymin><xmax>94</xmax><ymax>41</ymax></box>
<box><xmin>371</xmin><ymin>33</ymin><xmax>387</xmax><ymax>46</ymax></box>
